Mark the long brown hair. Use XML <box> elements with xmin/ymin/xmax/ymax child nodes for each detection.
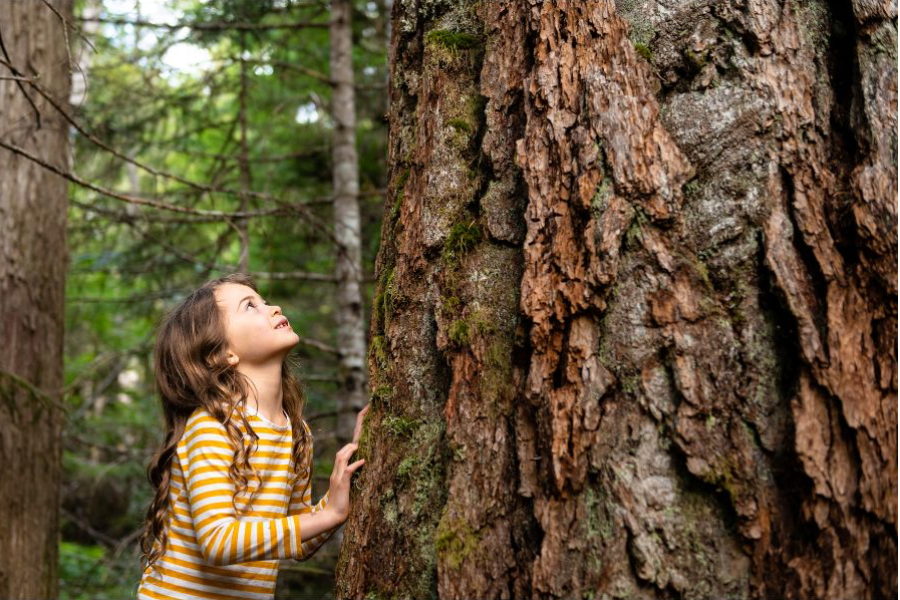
<box><xmin>139</xmin><ymin>273</ymin><xmax>311</xmax><ymax>576</ymax></box>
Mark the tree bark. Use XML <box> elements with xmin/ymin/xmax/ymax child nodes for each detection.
<box><xmin>0</xmin><ymin>1</ymin><xmax>73</xmax><ymax>598</ymax></box>
<box><xmin>331</xmin><ymin>0</ymin><xmax>369</xmax><ymax>446</ymax></box>
<box><xmin>337</xmin><ymin>1</ymin><xmax>897</xmax><ymax>599</ymax></box>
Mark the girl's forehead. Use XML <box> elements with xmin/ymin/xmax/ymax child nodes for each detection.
<box><xmin>216</xmin><ymin>284</ymin><xmax>259</xmax><ymax>306</ymax></box>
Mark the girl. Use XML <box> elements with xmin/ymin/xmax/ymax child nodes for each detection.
<box><xmin>136</xmin><ymin>273</ymin><xmax>369</xmax><ymax>600</ymax></box>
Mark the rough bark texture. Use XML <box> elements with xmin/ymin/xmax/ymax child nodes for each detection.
<box><xmin>331</xmin><ymin>0</ymin><xmax>369</xmax><ymax>445</ymax></box>
<box><xmin>0</xmin><ymin>1</ymin><xmax>73</xmax><ymax>598</ymax></box>
<box><xmin>336</xmin><ymin>1</ymin><xmax>897</xmax><ymax>599</ymax></box>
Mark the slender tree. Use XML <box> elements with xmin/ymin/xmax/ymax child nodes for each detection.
<box><xmin>331</xmin><ymin>0</ymin><xmax>368</xmax><ymax>445</ymax></box>
<box><xmin>337</xmin><ymin>1</ymin><xmax>897</xmax><ymax>599</ymax></box>
<box><xmin>0</xmin><ymin>1</ymin><xmax>74</xmax><ymax>597</ymax></box>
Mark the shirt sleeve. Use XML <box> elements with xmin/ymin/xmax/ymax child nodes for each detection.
<box><xmin>288</xmin><ymin>420</ymin><xmax>339</xmax><ymax>561</ymax></box>
<box><xmin>183</xmin><ymin>410</ymin><xmax>304</xmax><ymax>566</ymax></box>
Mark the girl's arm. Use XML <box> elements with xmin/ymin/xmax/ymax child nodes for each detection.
<box><xmin>183</xmin><ymin>411</ymin><xmax>341</xmax><ymax>566</ymax></box>
<box><xmin>288</xmin><ymin>421</ymin><xmax>340</xmax><ymax>560</ymax></box>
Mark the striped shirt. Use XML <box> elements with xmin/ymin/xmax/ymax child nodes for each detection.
<box><xmin>137</xmin><ymin>405</ymin><xmax>335</xmax><ymax>599</ymax></box>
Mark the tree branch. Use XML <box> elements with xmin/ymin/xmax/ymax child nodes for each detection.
<box><xmin>0</xmin><ymin>138</ymin><xmax>318</xmax><ymax>220</ymax></box>
<box><xmin>0</xmin><ymin>21</ymin><xmax>41</xmax><ymax>127</ymax></box>
<box><xmin>75</xmin><ymin>16</ymin><xmax>330</xmax><ymax>31</ymax></box>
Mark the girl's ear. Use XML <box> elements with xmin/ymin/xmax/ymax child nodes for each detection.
<box><xmin>226</xmin><ymin>352</ymin><xmax>239</xmax><ymax>366</ymax></box>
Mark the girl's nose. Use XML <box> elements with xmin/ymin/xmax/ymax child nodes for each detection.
<box><xmin>271</xmin><ymin>305</ymin><xmax>282</xmax><ymax>316</ymax></box>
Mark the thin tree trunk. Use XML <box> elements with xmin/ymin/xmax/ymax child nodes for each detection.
<box><xmin>69</xmin><ymin>0</ymin><xmax>100</xmax><ymax>109</ymax></box>
<box><xmin>330</xmin><ymin>0</ymin><xmax>368</xmax><ymax>446</ymax></box>
<box><xmin>337</xmin><ymin>0</ymin><xmax>896</xmax><ymax>599</ymax></box>
<box><xmin>0</xmin><ymin>1</ymin><xmax>73</xmax><ymax>597</ymax></box>
<box><xmin>237</xmin><ymin>32</ymin><xmax>252</xmax><ymax>274</ymax></box>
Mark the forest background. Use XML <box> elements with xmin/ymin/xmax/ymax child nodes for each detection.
<box><xmin>23</xmin><ymin>0</ymin><xmax>388</xmax><ymax>597</ymax></box>
<box><xmin>2</xmin><ymin>0</ymin><xmax>896</xmax><ymax>599</ymax></box>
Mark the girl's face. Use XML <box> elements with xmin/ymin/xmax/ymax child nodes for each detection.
<box><xmin>214</xmin><ymin>283</ymin><xmax>299</xmax><ymax>366</ymax></box>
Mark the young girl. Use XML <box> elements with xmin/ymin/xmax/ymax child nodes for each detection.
<box><xmin>136</xmin><ymin>273</ymin><xmax>369</xmax><ymax>600</ymax></box>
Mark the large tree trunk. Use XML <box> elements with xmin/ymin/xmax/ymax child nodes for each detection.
<box><xmin>331</xmin><ymin>0</ymin><xmax>369</xmax><ymax>446</ymax></box>
<box><xmin>337</xmin><ymin>1</ymin><xmax>897</xmax><ymax>598</ymax></box>
<box><xmin>0</xmin><ymin>1</ymin><xmax>73</xmax><ymax>598</ymax></box>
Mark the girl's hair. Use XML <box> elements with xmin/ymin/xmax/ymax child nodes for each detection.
<box><xmin>138</xmin><ymin>273</ymin><xmax>311</xmax><ymax>576</ymax></box>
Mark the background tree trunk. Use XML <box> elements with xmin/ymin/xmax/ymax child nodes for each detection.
<box><xmin>331</xmin><ymin>0</ymin><xmax>369</xmax><ymax>446</ymax></box>
<box><xmin>337</xmin><ymin>1</ymin><xmax>896</xmax><ymax>598</ymax></box>
<box><xmin>0</xmin><ymin>1</ymin><xmax>73</xmax><ymax>598</ymax></box>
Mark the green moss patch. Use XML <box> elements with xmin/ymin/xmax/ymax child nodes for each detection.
<box><xmin>390</xmin><ymin>169</ymin><xmax>411</xmax><ymax>223</ymax></box>
<box><xmin>370</xmin><ymin>335</ymin><xmax>388</xmax><ymax>370</ymax></box>
<box><xmin>435</xmin><ymin>512</ymin><xmax>482</xmax><ymax>570</ymax></box>
<box><xmin>448</xmin><ymin>118</ymin><xmax>472</xmax><ymax>133</ymax></box>
<box><xmin>441</xmin><ymin>220</ymin><xmax>482</xmax><ymax>264</ymax></box>
<box><xmin>383</xmin><ymin>414</ymin><xmax>420</xmax><ymax>438</ymax></box>
<box><xmin>447</xmin><ymin>318</ymin><xmax>471</xmax><ymax>347</ymax></box>
<box><xmin>634</xmin><ymin>42</ymin><xmax>653</xmax><ymax>62</ymax></box>
<box><xmin>425</xmin><ymin>29</ymin><xmax>481</xmax><ymax>50</ymax></box>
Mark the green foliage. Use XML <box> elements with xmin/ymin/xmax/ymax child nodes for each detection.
<box><xmin>59</xmin><ymin>542</ymin><xmax>142</xmax><ymax>599</ymax></box>
<box><xmin>60</xmin><ymin>541</ymin><xmax>103</xmax><ymax>585</ymax></box>
<box><xmin>313</xmin><ymin>456</ymin><xmax>334</xmax><ymax>477</ymax></box>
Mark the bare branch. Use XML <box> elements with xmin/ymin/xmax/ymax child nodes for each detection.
<box><xmin>305</xmin><ymin>406</ymin><xmax>368</xmax><ymax>422</ymax></box>
<box><xmin>300</xmin><ymin>374</ymin><xmax>342</xmax><ymax>383</ymax></box>
<box><xmin>171</xmin><ymin>146</ymin><xmax>330</xmax><ymax>163</ymax></box>
<box><xmin>0</xmin><ymin>22</ymin><xmax>41</xmax><ymax>127</ymax></box>
<box><xmin>296</xmin><ymin>337</ymin><xmax>339</xmax><ymax>356</ymax></box>
<box><xmin>67</xmin><ymin>289</ymin><xmax>190</xmax><ymax>303</ymax></box>
<box><xmin>60</xmin><ymin>507</ymin><xmax>121</xmax><ymax>548</ymax></box>
<box><xmin>38</xmin><ymin>0</ymin><xmax>76</xmax><ymax>92</ymax></box>
<box><xmin>75</xmin><ymin>16</ymin><xmax>330</xmax><ymax>32</ymax></box>
<box><xmin>69</xmin><ymin>198</ymin><xmax>275</xmax><ymax>223</ymax></box>
<box><xmin>242</xmin><ymin>58</ymin><xmax>332</xmax><ymax>85</ymax></box>
<box><xmin>0</xmin><ymin>138</ymin><xmax>317</xmax><ymax>220</ymax></box>
<box><xmin>0</xmin><ymin>368</ymin><xmax>70</xmax><ymax>415</ymax></box>
<box><xmin>250</xmin><ymin>270</ymin><xmax>339</xmax><ymax>282</ymax></box>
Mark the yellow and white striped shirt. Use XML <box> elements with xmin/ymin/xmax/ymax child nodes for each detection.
<box><xmin>137</xmin><ymin>406</ymin><xmax>334</xmax><ymax>599</ymax></box>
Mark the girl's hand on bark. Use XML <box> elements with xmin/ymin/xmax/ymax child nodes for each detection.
<box><xmin>352</xmin><ymin>402</ymin><xmax>370</xmax><ymax>444</ymax></box>
<box><xmin>326</xmin><ymin>404</ymin><xmax>370</xmax><ymax>522</ymax></box>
